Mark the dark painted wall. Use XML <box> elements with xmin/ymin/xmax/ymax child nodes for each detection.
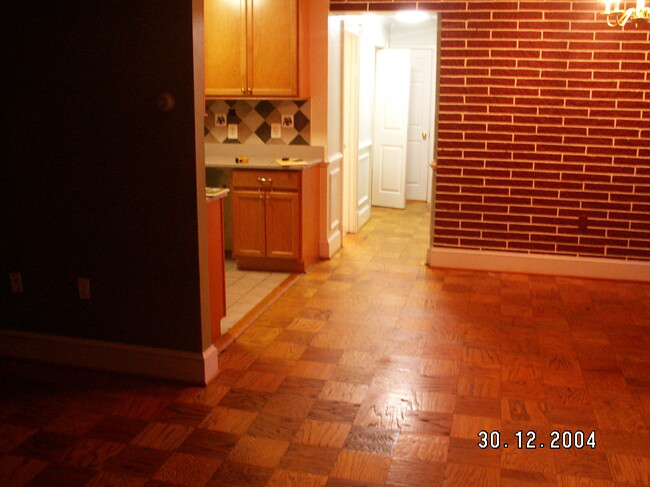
<box><xmin>2</xmin><ymin>1</ymin><xmax>203</xmax><ymax>352</ymax></box>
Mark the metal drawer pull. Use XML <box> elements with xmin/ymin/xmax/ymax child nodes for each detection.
<box><xmin>257</xmin><ymin>177</ymin><xmax>273</xmax><ymax>184</ymax></box>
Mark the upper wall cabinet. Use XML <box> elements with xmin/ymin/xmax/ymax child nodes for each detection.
<box><xmin>205</xmin><ymin>0</ymin><xmax>310</xmax><ymax>99</ymax></box>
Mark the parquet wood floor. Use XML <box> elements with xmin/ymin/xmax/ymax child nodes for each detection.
<box><xmin>2</xmin><ymin>202</ymin><xmax>650</xmax><ymax>486</ymax></box>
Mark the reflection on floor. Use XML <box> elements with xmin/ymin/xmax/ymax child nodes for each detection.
<box><xmin>221</xmin><ymin>258</ymin><xmax>290</xmax><ymax>335</ymax></box>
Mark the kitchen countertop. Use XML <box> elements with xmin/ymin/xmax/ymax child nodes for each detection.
<box><xmin>205</xmin><ymin>143</ymin><xmax>324</xmax><ymax>171</ymax></box>
<box><xmin>205</xmin><ymin>187</ymin><xmax>229</xmax><ymax>202</ymax></box>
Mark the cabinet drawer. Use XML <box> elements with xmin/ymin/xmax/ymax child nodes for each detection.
<box><xmin>232</xmin><ymin>170</ymin><xmax>299</xmax><ymax>191</ymax></box>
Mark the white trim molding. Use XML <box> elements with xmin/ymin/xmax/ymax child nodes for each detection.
<box><xmin>0</xmin><ymin>329</ymin><xmax>220</xmax><ymax>385</ymax></box>
<box><xmin>427</xmin><ymin>247</ymin><xmax>650</xmax><ymax>282</ymax></box>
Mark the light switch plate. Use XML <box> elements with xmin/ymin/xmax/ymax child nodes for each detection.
<box><xmin>271</xmin><ymin>123</ymin><xmax>282</xmax><ymax>139</ymax></box>
<box><xmin>227</xmin><ymin>124</ymin><xmax>238</xmax><ymax>139</ymax></box>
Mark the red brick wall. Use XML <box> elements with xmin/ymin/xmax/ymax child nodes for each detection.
<box><xmin>330</xmin><ymin>0</ymin><xmax>650</xmax><ymax>261</ymax></box>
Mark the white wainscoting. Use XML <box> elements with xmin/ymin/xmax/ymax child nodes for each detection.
<box><xmin>357</xmin><ymin>140</ymin><xmax>372</xmax><ymax>230</ymax></box>
<box><xmin>320</xmin><ymin>154</ymin><xmax>343</xmax><ymax>258</ymax></box>
<box><xmin>0</xmin><ymin>329</ymin><xmax>220</xmax><ymax>384</ymax></box>
<box><xmin>427</xmin><ymin>247</ymin><xmax>650</xmax><ymax>282</ymax></box>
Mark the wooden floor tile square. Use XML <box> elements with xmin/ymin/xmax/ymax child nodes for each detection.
<box><xmin>153</xmin><ymin>402</ymin><xmax>213</xmax><ymax>427</ymax></box>
<box><xmin>205</xmin><ymin>461</ymin><xmax>273</xmax><ymax>487</ymax></box>
<box><xmin>288</xmin><ymin>360</ymin><xmax>336</xmax><ymax>380</ymax></box>
<box><xmin>234</xmin><ymin>371</ymin><xmax>286</xmax><ymax>393</ymax></box>
<box><xmin>11</xmin><ymin>430</ymin><xmax>78</xmax><ymax>462</ymax></box>
<box><xmin>216</xmin><ymin>389</ymin><xmax>270</xmax><ymax>412</ymax></box>
<box><xmin>275</xmin><ymin>377</ymin><xmax>326</xmax><ymax>399</ymax></box>
<box><xmin>85</xmin><ymin>471</ymin><xmax>149</xmax><ymax>487</ymax></box>
<box><xmin>446</xmin><ymin>437</ymin><xmax>500</xmax><ymax>469</ymax></box>
<box><xmin>606</xmin><ymin>452</ymin><xmax>650</xmax><ymax>484</ymax></box>
<box><xmin>176</xmin><ymin>428</ymin><xmax>238</xmax><ymax>460</ymax></box>
<box><xmin>278</xmin><ymin>443</ymin><xmax>340</xmax><ymax>476</ymax></box>
<box><xmin>318</xmin><ymin>381</ymin><xmax>368</xmax><ymax>404</ymax></box>
<box><xmin>261</xmin><ymin>393</ymin><xmax>314</xmax><ymax>419</ymax></box>
<box><xmin>265</xmin><ymin>469</ymin><xmax>328</xmax><ymax>487</ymax></box>
<box><xmin>342</xmin><ymin>425</ymin><xmax>398</xmax><ymax>455</ymax></box>
<box><xmin>102</xmin><ymin>445</ymin><xmax>171</xmax><ymax>478</ymax></box>
<box><xmin>443</xmin><ymin>462</ymin><xmax>500</xmax><ymax>487</ymax></box>
<box><xmin>262</xmin><ymin>341</ymin><xmax>308</xmax><ymax>360</ymax></box>
<box><xmin>244</xmin><ymin>413</ymin><xmax>303</xmax><ymax>442</ymax></box>
<box><xmin>0</xmin><ymin>424</ymin><xmax>36</xmax><ymax>454</ymax></box>
<box><xmin>200</xmin><ymin>407</ymin><xmax>258</xmax><ymax>435</ymax></box>
<box><xmin>62</xmin><ymin>437</ymin><xmax>124</xmax><ymax>469</ymax></box>
<box><xmin>43</xmin><ymin>408</ymin><xmax>104</xmax><ymax>436</ymax></box>
<box><xmin>330</xmin><ymin>449</ymin><xmax>391</xmax><ymax>484</ymax></box>
<box><xmin>227</xmin><ymin>435</ymin><xmax>289</xmax><ymax>468</ymax></box>
<box><xmin>87</xmin><ymin>416</ymin><xmax>149</xmax><ymax>444</ymax></box>
<box><xmin>301</xmin><ymin>347</ymin><xmax>344</xmax><ymax>364</ymax></box>
<box><xmin>294</xmin><ymin>419</ymin><xmax>351</xmax><ymax>449</ymax></box>
<box><xmin>0</xmin><ymin>455</ymin><xmax>49</xmax><ymax>487</ymax></box>
<box><xmin>152</xmin><ymin>452</ymin><xmax>221</xmax><ymax>486</ymax></box>
<box><xmin>130</xmin><ymin>422</ymin><xmax>193</xmax><ymax>451</ymax></box>
<box><xmin>385</xmin><ymin>457</ymin><xmax>445</xmax><ymax>487</ymax></box>
<box><xmin>394</xmin><ymin>433</ymin><xmax>449</xmax><ymax>463</ymax></box>
<box><xmin>24</xmin><ymin>464</ymin><xmax>97</xmax><ymax>487</ymax></box>
<box><xmin>308</xmin><ymin>399</ymin><xmax>360</xmax><ymax>424</ymax></box>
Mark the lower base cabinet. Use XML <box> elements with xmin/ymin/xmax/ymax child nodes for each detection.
<box><xmin>231</xmin><ymin>165</ymin><xmax>319</xmax><ymax>272</ymax></box>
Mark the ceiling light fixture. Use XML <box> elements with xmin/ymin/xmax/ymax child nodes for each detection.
<box><xmin>395</xmin><ymin>10</ymin><xmax>430</xmax><ymax>23</ymax></box>
<box><xmin>603</xmin><ymin>0</ymin><xmax>650</xmax><ymax>26</ymax></box>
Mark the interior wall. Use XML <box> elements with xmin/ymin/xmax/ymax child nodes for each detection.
<box><xmin>2</xmin><ymin>0</ymin><xmax>205</xmax><ymax>352</ymax></box>
<box><xmin>331</xmin><ymin>0</ymin><xmax>650</xmax><ymax>261</ymax></box>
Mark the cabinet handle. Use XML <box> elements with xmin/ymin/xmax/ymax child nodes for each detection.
<box><xmin>241</xmin><ymin>87</ymin><xmax>246</xmax><ymax>93</ymax></box>
<box><xmin>257</xmin><ymin>177</ymin><xmax>266</xmax><ymax>183</ymax></box>
<box><xmin>248</xmin><ymin>88</ymin><xmax>252</xmax><ymax>95</ymax></box>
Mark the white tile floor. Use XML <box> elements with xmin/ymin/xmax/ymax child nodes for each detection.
<box><xmin>221</xmin><ymin>258</ymin><xmax>290</xmax><ymax>335</ymax></box>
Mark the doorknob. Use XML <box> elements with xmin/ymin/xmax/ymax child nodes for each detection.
<box><xmin>422</xmin><ymin>132</ymin><xmax>428</xmax><ymax>140</ymax></box>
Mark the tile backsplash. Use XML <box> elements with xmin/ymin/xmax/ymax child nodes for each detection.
<box><xmin>205</xmin><ymin>100</ymin><xmax>310</xmax><ymax>145</ymax></box>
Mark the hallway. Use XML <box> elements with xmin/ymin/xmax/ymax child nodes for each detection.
<box><xmin>2</xmin><ymin>202</ymin><xmax>650</xmax><ymax>486</ymax></box>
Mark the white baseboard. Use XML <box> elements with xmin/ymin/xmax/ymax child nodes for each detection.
<box><xmin>427</xmin><ymin>247</ymin><xmax>650</xmax><ymax>282</ymax></box>
<box><xmin>321</xmin><ymin>229</ymin><xmax>342</xmax><ymax>259</ymax></box>
<box><xmin>0</xmin><ymin>329</ymin><xmax>219</xmax><ymax>385</ymax></box>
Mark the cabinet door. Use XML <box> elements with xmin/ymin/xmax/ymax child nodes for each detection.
<box><xmin>249</xmin><ymin>0</ymin><xmax>298</xmax><ymax>97</ymax></box>
<box><xmin>265</xmin><ymin>191</ymin><xmax>300</xmax><ymax>259</ymax></box>
<box><xmin>232</xmin><ymin>190</ymin><xmax>266</xmax><ymax>258</ymax></box>
<box><xmin>205</xmin><ymin>0</ymin><xmax>247</xmax><ymax>97</ymax></box>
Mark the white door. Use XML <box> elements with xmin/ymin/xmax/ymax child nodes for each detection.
<box><xmin>372</xmin><ymin>49</ymin><xmax>411</xmax><ymax>209</ymax></box>
<box><xmin>406</xmin><ymin>49</ymin><xmax>433</xmax><ymax>202</ymax></box>
<box><xmin>342</xmin><ymin>30</ymin><xmax>360</xmax><ymax>234</ymax></box>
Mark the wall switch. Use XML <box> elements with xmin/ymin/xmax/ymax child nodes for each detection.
<box><xmin>78</xmin><ymin>277</ymin><xmax>91</xmax><ymax>300</ymax></box>
<box><xmin>227</xmin><ymin>124</ymin><xmax>238</xmax><ymax>139</ymax></box>
<box><xmin>271</xmin><ymin>123</ymin><xmax>282</xmax><ymax>139</ymax></box>
<box><xmin>10</xmin><ymin>273</ymin><xmax>23</xmax><ymax>293</ymax></box>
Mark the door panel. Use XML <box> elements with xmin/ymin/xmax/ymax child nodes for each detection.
<box><xmin>265</xmin><ymin>191</ymin><xmax>300</xmax><ymax>259</ymax></box>
<box><xmin>232</xmin><ymin>190</ymin><xmax>265</xmax><ymax>257</ymax></box>
<box><xmin>405</xmin><ymin>49</ymin><xmax>433</xmax><ymax>201</ymax></box>
<box><xmin>250</xmin><ymin>0</ymin><xmax>297</xmax><ymax>96</ymax></box>
<box><xmin>205</xmin><ymin>0</ymin><xmax>247</xmax><ymax>97</ymax></box>
<box><xmin>372</xmin><ymin>49</ymin><xmax>411</xmax><ymax>209</ymax></box>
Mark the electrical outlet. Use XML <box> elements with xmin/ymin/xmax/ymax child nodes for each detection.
<box><xmin>271</xmin><ymin>123</ymin><xmax>282</xmax><ymax>139</ymax></box>
<box><xmin>10</xmin><ymin>273</ymin><xmax>23</xmax><ymax>293</ymax></box>
<box><xmin>227</xmin><ymin>124</ymin><xmax>238</xmax><ymax>139</ymax></box>
<box><xmin>281</xmin><ymin>114</ymin><xmax>294</xmax><ymax>128</ymax></box>
<box><xmin>78</xmin><ymin>277</ymin><xmax>91</xmax><ymax>300</ymax></box>
<box><xmin>215</xmin><ymin>113</ymin><xmax>226</xmax><ymax>127</ymax></box>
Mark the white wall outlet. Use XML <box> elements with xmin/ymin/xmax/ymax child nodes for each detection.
<box><xmin>281</xmin><ymin>114</ymin><xmax>294</xmax><ymax>128</ymax></box>
<box><xmin>215</xmin><ymin>113</ymin><xmax>226</xmax><ymax>127</ymax></box>
<box><xmin>271</xmin><ymin>123</ymin><xmax>282</xmax><ymax>139</ymax></box>
<box><xmin>227</xmin><ymin>123</ymin><xmax>238</xmax><ymax>139</ymax></box>
<box><xmin>10</xmin><ymin>273</ymin><xmax>23</xmax><ymax>293</ymax></box>
<box><xmin>78</xmin><ymin>277</ymin><xmax>91</xmax><ymax>300</ymax></box>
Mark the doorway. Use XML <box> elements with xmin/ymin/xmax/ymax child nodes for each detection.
<box><xmin>334</xmin><ymin>12</ymin><xmax>440</xmax><ymax>235</ymax></box>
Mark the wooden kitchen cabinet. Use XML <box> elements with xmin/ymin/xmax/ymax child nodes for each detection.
<box><xmin>206</xmin><ymin>194</ymin><xmax>227</xmax><ymax>342</ymax></box>
<box><xmin>231</xmin><ymin>166</ymin><xmax>318</xmax><ymax>272</ymax></box>
<box><xmin>204</xmin><ymin>0</ymin><xmax>310</xmax><ymax>98</ymax></box>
